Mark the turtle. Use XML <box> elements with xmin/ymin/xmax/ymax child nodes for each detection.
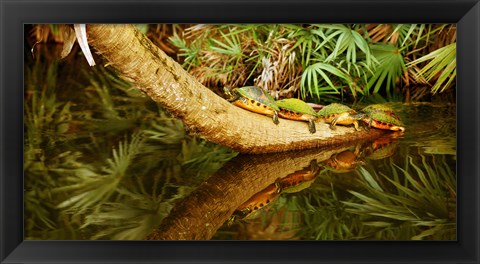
<box><xmin>362</xmin><ymin>131</ymin><xmax>403</xmax><ymax>160</ymax></box>
<box><xmin>227</xmin><ymin>180</ymin><xmax>282</xmax><ymax>224</ymax></box>
<box><xmin>359</xmin><ymin>104</ymin><xmax>405</xmax><ymax>132</ymax></box>
<box><xmin>278</xmin><ymin>160</ymin><xmax>320</xmax><ymax>193</ymax></box>
<box><xmin>316</xmin><ymin>103</ymin><xmax>364</xmax><ymax>131</ymax></box>
<box><xmin>275</xmin><ymin>98</ymin><xmax>318</xmax><ymax>133</ymax></box>
<box><xmin>365</xmin><ymin>136</ymin><xmax>399</xmax><ymax>160</ymax></box>
<box><xmin>224</xmin><ymin>86</ymin><xmax>280</xmax><ymax>124</ymax></box>
<box><xmin>322</xmin><ymin>149</ymin><xmax>366</xmax><ymax>173</ymax></box>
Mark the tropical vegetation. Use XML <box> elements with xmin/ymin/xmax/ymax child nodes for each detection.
<box><xmin>24</xmin><ymin>24</ymin><xmax>456</xmax><ymax>240</ymax></box>
<box><xmin>166</xmin><ymin>24</ymin><xmax>456</xmax><ymax>103</ymax></box>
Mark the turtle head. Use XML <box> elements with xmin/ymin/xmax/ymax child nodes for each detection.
<box><xmin>223</xmin><ymin>87</ymin><xmax>240</xmax><ymax>102</ymax></box>
<box><xmin>352</xmin><ymin>112</ymin><xmax>368</xmax><ymax>120</ymax></box>
<box><xmin>223</xmin><ymin>87</ymin><xmax>233</xmax><ymax>96</ymax></box>
<box><xmin>227</xmin><ymin>215</ymin><xmax>236</xmax><ymax>226</ymax></box>
<box><xmin>353</xmin><ymin>112</ymin><xmax>372</xmax><ymax>130</ymax></box>
<box><xmin>227</xmin><ymin>207</ymin><xmax>251</xmax><ymax>226</ymax></box>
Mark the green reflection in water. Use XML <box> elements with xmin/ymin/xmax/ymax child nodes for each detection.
<box><xmin>217</xmin><ymin>150</ymin><xmax>455</xmax><ymax>240</ymax></box>
<box><xmin>24</xmin><ymin>54</ymin><xmax>237</xmax><ymax>240</ymax></box>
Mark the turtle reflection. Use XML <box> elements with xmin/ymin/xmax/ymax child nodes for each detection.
<box><xmin>362</xmin><ymin>132</ymin><xmax>402</xmax><ymax>160</ymax></box>
<box><xmin>228</xmin><ymin>160</ymin><xmax>321</xmax><ymax>224</ymax></box>
<box><xmin>321</xmin><ymin>145</ymin><xmax>366</xmax><ymax>173</ymax></box>
<box><xmin>227</xmin><ymin>180</ymin><xmax>282</xmax><ymax>224</ymax></box>
<box><xmin>227</xmin><ymin>135</ymin><xmax>402</xmax><ymax>224</ymax></box>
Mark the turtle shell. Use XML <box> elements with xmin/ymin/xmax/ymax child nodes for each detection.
<box><xmin>364</xmin><ymin>132</ymin><xmax>402</xmax><ymax>160</ymax></box>
<box><xmin>228</xmin><ymin>181</ymin><xmax>281</xmax><ymax>222</ymax></box>
<box><xmin>229</xmin><ymin>86</ymin><xmax>280</xmax><ymax>124</ymax></box>
<box><xmin>317</xmin><ymin>103</ymin><xmax>357</xmax><ymax>120</ymax></box>
<box><xmin>322</xmin><ymin>150</ymin><xmax>365</xmax><ymax>173</ymax></box>
<box><xmin>276</xmin><ymin>98</ymin><xmax>317</xmax><ymax>116</ymax></box>
<box><xmin>360</xmin><ymin>104</ymin><xmax>405</xmax><ymax>131</ymax></box>
<box><xmin>366</xmin><ymin>138</ymin><xmax>399</xmax><ymax>160</ymax></box>
<box><xmin>233</xmin><ymin>86</ymin><xmax>279</xmax><ymax>111</ymax></box>
<box><xmin>278</xmin><ymin>160</ymin><xmax>319</xmax><ymax>193</ymax></box>
<box><xmin>317</xmin><ymin>103</ymin><xmax>363</xmax><ymax>130</ymax></box>
<box><xmin>276</xmin><ymin>98</ymin><xmax>318</xmax><ymax>133</ymax></box>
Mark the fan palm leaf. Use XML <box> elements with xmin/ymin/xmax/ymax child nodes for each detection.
<box><xmin>408</xmin><ymin>43</ymin><xmax>456</xmax><ymax>94</ymax></box>
<box><xmin>366</xmin><ymin>43</ymin><xmax>406</xmax><ymax>94</ymax></box>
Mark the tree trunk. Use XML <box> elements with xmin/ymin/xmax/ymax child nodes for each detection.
<box><xmin>86</xmin><ymin>24</ymin><xmax>385</xmax><ymax>154</ymax></box>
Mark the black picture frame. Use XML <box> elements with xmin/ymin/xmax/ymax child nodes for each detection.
<box><xmin>1</xmin><ymin>0</ymin><xmax>479</xmax><ymax>263</ymax></box>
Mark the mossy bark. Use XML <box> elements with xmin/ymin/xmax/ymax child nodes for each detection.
<box><xmin>86</xmin><ymin>24</ymin><xmax>385</xmax><ymax>154</ymax></box>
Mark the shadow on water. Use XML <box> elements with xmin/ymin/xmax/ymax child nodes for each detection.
<box><xmin>24</xmin><ymin>48</ymin><xmax>456</xmax><ymax>241</ymax></box>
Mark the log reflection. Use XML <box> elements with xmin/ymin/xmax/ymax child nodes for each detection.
<box><xmin>146</xmin><ymin>139</ymin><xmax>377</xmax><ymax>240</ymax></box>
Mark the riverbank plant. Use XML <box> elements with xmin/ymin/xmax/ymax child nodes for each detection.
<box><xmin>166</xmin><ymin>24</ymin><xmax>456</xmax><ymax>103</ymax></box>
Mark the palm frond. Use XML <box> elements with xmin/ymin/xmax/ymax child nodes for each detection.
<box><xmin>343</xmin><ymin>153</ymin><xmax>455</xmax><ymax>240</ymax></box>
<box><xmin>408</xmin><ymin>43</ymin><xmax>456</xmax><ymax>94</ymax></box>
<box><xmin>53</xmin><ymin>133</ymin><xmax>144</xmax><ymax>213</ymax></box>
<box><xmin>315</xmin><ymin>24</ymin><xmax>375</xmax><ymax>68</ymax></box>
<box><xmin>366</xmin><ymin>43</ymin><xmax>406</xmax><ymax>94</ymax></box>
<box><xmin>301</xmin><ymin>62</ymin><xmax>352</xmax><ymax>99</ymax></box>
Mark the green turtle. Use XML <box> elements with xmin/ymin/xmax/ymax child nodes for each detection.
<box><xmin>360</xmin><ymin>104</ymin><xmax>405</xmax><ymax>132</ymax></box>
<box><xmin>317</xmin><ymin>103</ymin><xmax>364</xmax><ymax>131</ymax></box>
<box><xmin>224</xmin><ymin>86</ymin><xmax>280</xmax><ymax>124</ymax></box>
<box><xmin>275</xmin><ymin>98</ymin><xmax>318</xmax><ymax>133</ymax></box>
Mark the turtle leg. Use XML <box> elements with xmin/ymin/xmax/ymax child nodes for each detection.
<box><xmin>273</xmin><ymin>111</ymin><xmax>280</xmax><ymax>125</ymax></box>
<box><xmin>309</xmin><ymin>159</ymin><xmax>320</xmax><ymax>173</ymax></box>
<box><xmin>226</xmin><ymin>93</ymin><xmax>241</xmax><ymax>102</ymax></box>
<box><xmin>330</xmin><ymin>116</ymin><xmax>338</xmax><ymax>130</ymax></box>
<box><xmin>308</xmin><ymin>119</ymin><xmax>316</xmax><ymax>133</ymax></box>
<box><xmin>361</xmin><ymin>117</ymin><xmax>372</xmax><ymax>131</ymax></box>
<box><xmin>353</xmin><ymin>121</ymin><xmax>361</xmax><ymax>131</ymax></box>
<box><xmin>274</xmin><ymin>178</ymin><xmax>283</xmax><ymax>193</ymax></box>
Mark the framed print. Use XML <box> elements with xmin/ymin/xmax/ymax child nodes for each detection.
<box><xmin>1</xmin><ymin>0</ymin><xmax>479</xmax><ymax>263</ymax></box>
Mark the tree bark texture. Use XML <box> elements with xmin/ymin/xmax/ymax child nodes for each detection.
<box><xmin>86</xmin><ymin>24</ymin><xmax>385</xmax><ymax>154</ymax></box>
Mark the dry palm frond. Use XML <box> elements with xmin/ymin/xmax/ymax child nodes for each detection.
<box><xmin>30</xmin><ymin>24</ymin><xmax>69</xmax><ymax>43</ymax></box>
<box><xmin>147</xmin><ymin>24</ymin><xmax>186</xmax><ymax>56</ymax></box>
<box><xmin>366</xmin><ymin>24</ymin><xmax>393</xmax><ymax>43</ymax></box>
<box><xmin>408</xmin><ymin>43</ymin><xmax>456</xmax><ymax>94</ymax></box>
<box><xmin>429</xmin><ymin>24</ymin><xmax>456</xmax><ymax>51</ymax></box>
<box><xmin>254</xmin><ymin>40</ymin><xmax>302</xmax><ymax>99</ymax></box>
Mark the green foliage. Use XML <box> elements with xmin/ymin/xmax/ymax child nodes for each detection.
<box><xmin>169</xmin><ymin>33</ymin><xmax>202</xmax><ymax>70</ymax></box>
<box><xmin>408</xmin><ymin>43</ymin><xmax>456</xmax><ymax>94</ymax></box>
<box><xmin>366</xmin><ymin>43</ymin><xmax>405</xmax><ymax>94</ymax></box>
<box><xmin>25</xmin><ymin>25</ymin><xmax>456</xmax><ymax>240</ymax></box>
<box><xmin>252</xmin><ymin>149</ymin><xmax>455</xmax><ymax>240</ymax></box>
<box><xmin>52</xmin><ymin>133</ymin><xmax>144</xmax><ymax>213</ymax></box>
<box><xmin>167</xmin><ymin>24</ymin><xmax>455</xmax><ymax>102</ymax></box>
<box><xmin>294</xmin><ymin>186</ymin><xmax>360</xmax><ymax>240</ymax></box>
<box><xmin>343</xmin><ymin>154</ymin><xmax>455</xmax><ymax>240</ymax></box>
<box><xmin>301</xmin><ymin>62</ymin><xmax>352</xmax><ymax>99</ymax></box>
